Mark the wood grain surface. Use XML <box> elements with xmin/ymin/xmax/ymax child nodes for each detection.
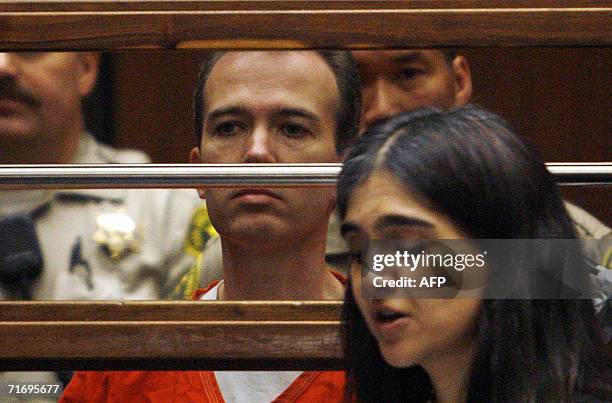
<box><xmin>0</xmin><ymin>1</ymin><xmax>610</xmax><ymax>49</ymax></box>
<box><xmin>0</xmin><ymin>301</ymin><xmax>344</xmax><ymax>370</ymax></box>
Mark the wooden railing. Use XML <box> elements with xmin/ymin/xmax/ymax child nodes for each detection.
<box><xmin>0</xmin><ymin>301</ymin><xmax>343</xmax><ymax>370</ymax></box>
<box><xmin>0</xmin><ymin>1</ymin><xmax>610</xmax><ymax>50</ymax></box>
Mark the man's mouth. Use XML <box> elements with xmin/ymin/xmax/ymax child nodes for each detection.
<box><xmin>0</xmin><ymin>96</ymin><xmax>38</xmax><ymax>115</ymax></box>
<box><xmin>0</xmin><ymin>97</ymin><xmax>25</xmax><ymax>107</ymax></box>
<box><xmin>231</xmin><ymin>188</ymin><xmax>282</xmax><ymax>201</ymax></box>
<box><xmin>0</xmin><ymin>79</ymin><xmax>40</xmax><ymax>109</ymax></box>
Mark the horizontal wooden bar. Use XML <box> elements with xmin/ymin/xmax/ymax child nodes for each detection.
<box><xmin>0</xmin><ymin>301</ymin><xmax>342</xmax><ymax>321</ymax></box>
<box><xmin>0</xmin><ymin>2</ymin><xmax>610</xmax><ymax>49</ymax></box>
<box><xmin>0</xmin><ymin>302</ymin><xmax>344</xmax><ymax>371</ymax></box>
<box><xmin>2</xmin><ymin>1</ymin><xmax>611</xmax><ymax>12</ymax></box>
<box><xmin>0</xmin><ymin>322</ymin><xmax>343</xmax><ymax>371</ymax></box>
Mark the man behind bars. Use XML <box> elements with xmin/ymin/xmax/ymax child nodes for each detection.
<box><xmin>61</xmin><ymin>50</ymin><xmax>361</xmax><ymax>402</ymax></box>
<box><xmin>0</xmin><ymin>52</ymin><xmax>207</xmax><ymax>399</ymax></box>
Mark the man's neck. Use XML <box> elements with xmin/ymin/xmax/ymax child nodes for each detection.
<box><xmin>218</xmin><ymin>235</ymin><xmax>344</xmax><ymax>301</ymax></box>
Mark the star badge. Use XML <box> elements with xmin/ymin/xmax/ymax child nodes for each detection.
<box><xmin>93</xmin><ymin>211</ymin><xmax>141</xmax><ymax>261</ymax></box>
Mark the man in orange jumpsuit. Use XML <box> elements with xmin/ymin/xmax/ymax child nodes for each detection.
<box><xmin>61</xmin><ymin>50</ymin><xmax>361</xmax><ymax>403</ymax></box>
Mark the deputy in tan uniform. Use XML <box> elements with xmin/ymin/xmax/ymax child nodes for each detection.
<box><xmin>0</xmin><ymin>52</ymin><xmax>211</xmax><ymax>400</ymax></box>
<box><xmin>171</xmin><ymin>49</ymin><xmax>610</xmax><ymax>300</ymax></box>
<box><xmin>0</xmin><ymin>133</ymin><xmax>206</xmax><ymax>300</ymax></box>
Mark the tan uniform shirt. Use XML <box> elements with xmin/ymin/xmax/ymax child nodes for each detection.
<box><xmin>0</xmin><ymin>134</ymin><xmax>202</xmax><ymax>300</ymax></box>
<box><xmin>565</xmin><ymin>202</ymin><xmax>612</xmax><ymax>267</ymax></box>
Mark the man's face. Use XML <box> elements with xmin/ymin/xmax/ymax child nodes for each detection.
<box><xmin>191</xmin><ymin>51</ymin><xmax>341</xmax><ymax>246</ymax></box>
<box><xmin>353</xmin><ymin>50</ymin><xmax>472</xmax><ymax>132</ymax></box>
<box><xmin>0</xmin><ymin>52</ymin><xmax>98</xmax><ymax>144</ymax></box>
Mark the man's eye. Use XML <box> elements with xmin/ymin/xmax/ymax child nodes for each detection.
<box><xmin>214</xmin><ymin>122</ymin><xmax>242</xmax><ymax>136</ymax></box>
<box><xmin>398</xmin><ymin>67</ymin><xmax>422</xmax><ymax>81</ymax></box>
<box><xmin>280</xmin><ymin>123</ymin><xmax>309</xmax><ymax>138</ymax></box>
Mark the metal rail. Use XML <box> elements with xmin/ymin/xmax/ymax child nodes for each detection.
<box><xmin>0</xmin><ymin>163</ymin><xmax>610</xmax><ymax>189</ymax></box>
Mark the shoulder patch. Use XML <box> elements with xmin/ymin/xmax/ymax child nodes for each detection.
<box><xmin>184</xmin><ymin>205</ymin><xmax>218</xmax><ymax>257</ymax></box>
<box><xmin>603</xmin><ymin>246</ymin><xmax>612</xmax><ymax>270</ymax></box>
<box><xmin>170</xmin><ymin>254</ymin><xmax>204</xmax><ymax>300</ymax></box>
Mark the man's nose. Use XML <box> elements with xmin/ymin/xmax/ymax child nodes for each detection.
<box><xmin>0</xmin><ymin>53</ymin><xmax>19</xmax><ymax>77</ymax></box>
<box><xmin>243</xmin><ymin>125</ymin><xmax>275</xmax><ymax>163</ymax></box>
<box><xmin>361</xmin><ymin>80</ymin><xmax>404</xmax><ymax>132</ymax></box>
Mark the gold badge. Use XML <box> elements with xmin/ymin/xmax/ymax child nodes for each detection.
<box><xmin>93</xmin><ymin>211</ymin><xmax>141</xmax><ymax>261</ymax></box>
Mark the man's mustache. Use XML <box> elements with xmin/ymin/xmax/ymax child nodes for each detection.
<box><xmin>0</xmin><ymin>77</ymin><xmax>40</xmax><ymax>108</ymax></box>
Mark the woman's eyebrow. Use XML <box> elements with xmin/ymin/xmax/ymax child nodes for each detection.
<box><xmin>375</xmin><ymin>215</ymin><xmax>433</xmax><ymax>231</ymax></box>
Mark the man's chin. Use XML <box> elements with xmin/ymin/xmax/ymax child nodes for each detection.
<box><xmin>223</xmin><ymin>216</ymin><xmax>289</xmax><ymax>241</ymax></box>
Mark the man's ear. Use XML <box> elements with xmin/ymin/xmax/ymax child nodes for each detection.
<box><xmin>451</xmin><ymin>55</ymin><xmax>473</xmax><ymax>106</ymax></box>
<box><xmin>189</xmin><ymin>147</ymin><xmax>206</xmax><ymax>199</ymax></box>
<box><xmin>76</xmin><ymin>52</ymin><xmax>100</xmax><ymax>97</ymax></box>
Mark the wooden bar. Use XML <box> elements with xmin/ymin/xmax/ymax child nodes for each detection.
<box><xmin>2</xmin><ymin>1</ymin><xmax>611</xmax><ymax>12</ymax></box>
<box><xmin>0</xmin><ymin>302</ymin><xmax>344</xmax><ymax>370</ymax></box>
<box><xmin>0</xmin><ymin>301</ymin><xmax>342</xmax><ymax>321</ymax></box>
<box><xmin>0</xmin><ymin>1</ymin><xmax>610</xmax><ymax>49</ymax></box>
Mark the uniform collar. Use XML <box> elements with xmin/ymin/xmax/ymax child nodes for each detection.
<box><xmin>49</xmin><ymin>133</ymin><xmax>129</xmax><ymax>202</ymax></box>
